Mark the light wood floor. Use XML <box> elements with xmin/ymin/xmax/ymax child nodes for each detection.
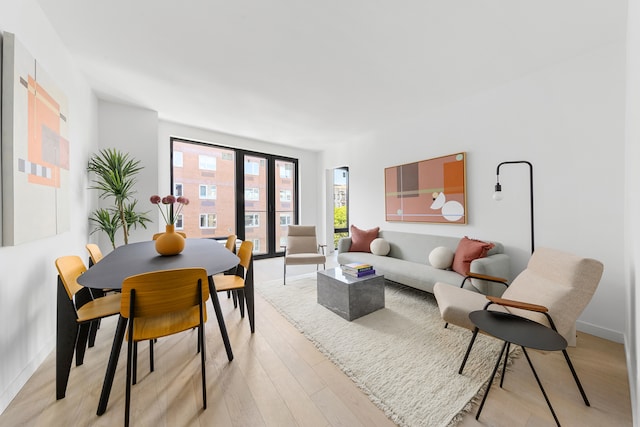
<box><xmin>0</xmin><ymin>256</ymin><xmax>632</xmax><ymax>426</ymax></box>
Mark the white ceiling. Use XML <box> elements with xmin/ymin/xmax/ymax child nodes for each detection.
<box><xmin>35</xmin><ymin>0</ymin><xmax>626</xmax><ymax>151</ymax></box>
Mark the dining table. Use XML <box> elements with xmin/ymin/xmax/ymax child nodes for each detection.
<box><xmin>72</xmin><ymin>238</ymin><xmax>239</xmax><ymax>416</ymax></box>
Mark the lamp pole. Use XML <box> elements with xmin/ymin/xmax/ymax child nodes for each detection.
<box><xmin>493</xmin><ymin>161</ymin><xmax>534</xmax><ymax>255</ymax></box>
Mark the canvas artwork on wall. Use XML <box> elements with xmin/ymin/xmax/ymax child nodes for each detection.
<box><xmin>1</xmin><ymin>32</ymin><xmax>70</xmax><ymax>246</ymax></box>
<box><xmin>385</xmin><ymin>152</ymin><xmax>466</xmax><ymax>224</ymax></box>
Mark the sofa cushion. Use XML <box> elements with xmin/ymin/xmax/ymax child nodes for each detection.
<box><xmin>429</xmin><ymin>246</ymin><xmax>454</xmax><ymax>269</ymax></box>
<box><xmin>370</xmin><ymin>238</ymin><xmax>390</xmax><ymax>256</ymax></box>
<box><xmin>349</xmin><ymin>225</ymin><xmax>380</xmax><ymax>252</ymax></box>
<box><xmin>452</xmin><ymin>237</ymin><xmax>495</xmax><ymax>276</ymax></box>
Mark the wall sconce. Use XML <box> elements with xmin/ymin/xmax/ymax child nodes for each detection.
<box><xmin>493</xmin><ymin>161</ymin><xmax>534</xmax><ymax>254</ymax></box>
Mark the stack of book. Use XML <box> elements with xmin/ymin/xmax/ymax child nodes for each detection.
<box><xmin>341</xmin><ymin>262</ymin><xmax>376</xmax><ymax>278</ymax></box>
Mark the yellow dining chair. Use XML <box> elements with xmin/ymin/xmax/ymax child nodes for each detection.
<box><xmin>152</xmin><ymin>231</ymin><xmax>187</xmax><ymax>240</ymax></box>
<box><xmin>120</xmin><ymin>267</ymin><xmax>210</xmax><ymax>427</ymax></box>
<box><xmin>85</xmin><ymin>243</ymin><xmax>108</xmax><ymax>346</ymax></box>
<box><xmin>54</xmin><ymin>256</ymin><xmax>121</xmax><ymax>399</ymax></box>
<box><xmin>213</xmin><ymin>240</ymin><xmax>255</xmax><ymax>332</ymax></box>
<box><xmin>220</xmin><ymin>235</ymin><xmax>238</xmax><ymax>304</ymax></box>
<box><xmin>85</xmin><ymin>243</ymin><xmax>104</xmax><ymax>267</ymax></box>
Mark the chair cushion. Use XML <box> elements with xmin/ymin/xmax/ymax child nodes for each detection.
<box><xmin>452</xmin><ymin>237</ymin><xmax>494</xmax><ymax>275</ymax></box>
<box><xmin>433</xmin><ymin>282</ymin><xmax>508</xmax><ymax>330</ymax></box>
<box><xmin>285</xmin><ymin>253</ymin><xmax>326</xmax><ymax>265</ymax></box>
<box><xmin>349</xmin><ymin>225</ymin><xmax>379</xmax><ymax>252</ymax></box>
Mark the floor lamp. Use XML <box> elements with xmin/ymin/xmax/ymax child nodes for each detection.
<box><xmin>492</xmin><ymin>161</ymin><xmax>535</xmax><ymax>255</ymax></box>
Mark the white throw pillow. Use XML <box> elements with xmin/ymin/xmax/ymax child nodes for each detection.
<box><xmin>370</xmin><ymin>238</ymin><xmax>390</xmax><ymax>256</ymax></box>
<box><xmin>429</xmin><ymin>246</ymin><xmax>454</xmax><ymax>269</ymax></box>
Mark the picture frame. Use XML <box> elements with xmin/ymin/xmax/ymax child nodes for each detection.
<box><xmin>384</xmin><ymin>152</ymin><xmax>466</xmax><ymax>224</ymax></box>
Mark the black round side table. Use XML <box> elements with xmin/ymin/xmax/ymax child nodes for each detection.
<box><xmin>466</xmin><ymin>310</ymin><xmax>590</xmax><ymax>427</ymax></box>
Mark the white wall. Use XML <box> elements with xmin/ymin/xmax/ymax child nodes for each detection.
<box><xmin>625</xmin><ymin>0</ymin><xmax>639</xmax><ymax>422</ymax></box>
<box><xmin>322</xmin><ymin>41</ymin><xmax>627</xmax><ymax>343</ymax></box>
<box><xmin>157</xmin><ymin>120</ymin><xmax>322</xmax><ymax>228</ymax></box>
<box><xmin>0</xmin><ymin>0</ymin><xmax>98</xmax><ymax>413</ymax></box>
<box><xmin>95</xmin><ymin>101</ymin><xmax>159</xmax><ymax>249</ymax></box>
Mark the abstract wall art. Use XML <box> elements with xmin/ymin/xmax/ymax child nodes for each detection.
<box><xmin>1</xmin><ymin>32</ymin><xmax>70</xmax><ymax>245</ymax></box>
<box><xmin>385</xmin><ymin>152</ymin><xmax>466</xmax><ymax>224</ymax></box>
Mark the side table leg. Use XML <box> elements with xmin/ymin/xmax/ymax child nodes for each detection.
<box><xmin>522</xmin><ymin>347</ymin><xmax>561</xmax><ymax>427</ymax></box>
<box><xmin>476</xmin><ymin>341</ymin><xmax>508</xmax><ymax>420</ymax></box>
<box><xmin>500</xmin><ymin>342</ymin><xmax>511</xmax><ymax>388</ymax></box>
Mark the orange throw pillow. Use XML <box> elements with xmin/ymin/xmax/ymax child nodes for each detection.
<box><xmin>452</xmin><ymin>236</ymin><xmax>495</xmax><ymax>276</ymax></box>
<box><xmin>349</xmin><ymin>225</ymin><xmax>380</xmax><ymax>252</ymax></box>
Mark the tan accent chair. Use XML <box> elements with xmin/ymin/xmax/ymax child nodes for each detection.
<box><xmin>120</xmin><ymin>268</ymin><xmax>210</xmax><ymax>427</ymax></box>
<box><xmin>433</xmin><ymin>247</ymin><xmax>604</xmax><ymax>346</ymax></box>
<box><xmin>283</xmin><ymin>225</ymin><xmax>326</xmax><ymax>285</ymax></box>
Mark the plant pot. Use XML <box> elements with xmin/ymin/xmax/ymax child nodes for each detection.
<box><xmin>155</xmin><ymin>224</ymin><xmax>185</xmax><ymax>256</ymax></box>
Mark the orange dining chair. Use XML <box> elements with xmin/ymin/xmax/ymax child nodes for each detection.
<box><xmin>55</xmin><ymin>255</ymin><xmax>121</xmax><ymax>399</ymax></box>
<box><xmin>213</xmin><ymin>240</ymin><xmax>255</xmax><ymax>332</ymax></box>
<box><xmin>120</xmin><ymin>267</ymin><xmax>209</xmax><ymax>427</ymax></box>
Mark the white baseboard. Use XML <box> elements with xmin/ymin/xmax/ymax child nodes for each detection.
<box><xmin>0</xmin><ymin>339</ymin><xmax>53</xmax><ymax>415</ymax></box>
<box><xmin>577</xmin><ymin>320</ymin><xmax>625</xmax><ymax>344</ymax></box>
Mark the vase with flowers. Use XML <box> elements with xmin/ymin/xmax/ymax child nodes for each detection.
<box><xmin>150</xmin><ymin>194</ymin><xmax>190</xmax><ymax>255</ymax></box>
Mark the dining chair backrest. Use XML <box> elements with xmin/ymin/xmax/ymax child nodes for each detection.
<box><xmin>86</xmin><ymin>243</ymin><xmax>104</xmax><ymax>266</ymax></box>
<box><xmin>235</xmin><ymin>240</ymin><xmax>253</xmax><ymax>278</ymax></box>
<box><xmin>56</xmin><ymin>255</ymin><xmax>88</xmax><ymax>300</ymax></box>
<box><xmin>225</xmin><ymin>235</ymin><xmax>237</xmax><ymax>252</ymax></box>
<box><xmin>120</xmin><ymin>268</ymin><xmax>210</xmax><ymax>322</ymax></box>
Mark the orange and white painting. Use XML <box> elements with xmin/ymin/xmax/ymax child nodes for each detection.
<box><xmin>1</xmin><ymin>32</ymin><xmax>70</xmax><ymax>245</ymax></box>
<box><xmin>385</xmin><ymin>152</ymin><xmax>466</xmax><ymax>224</ymax></box>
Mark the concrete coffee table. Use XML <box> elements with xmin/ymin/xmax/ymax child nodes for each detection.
<box><xmin>317</xmin><ymin>267</ymin><xmax>385</xmax><ymax>321</ymax></box>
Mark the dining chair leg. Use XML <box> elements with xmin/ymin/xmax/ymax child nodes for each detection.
<box><xmin>56</xmin><ymin>278</ymin><xmax>78</xmax><ymax>400</ymax></box>
<box><xmin>132</xmin><ymin>342</ymin><xmax>138</xmax><ymax>385</ymax></box>
<box><xmin>198</xmin><ymin>292</ymin><xmax>207</xmax><ymax>410</ymax></box>
<box><xmin>149</xmin><ymin>340</ymin><xmax>155</xmax><ymax>373</ymax></box>
<box><xmin>75</xmin><ymin>323</ymin><xmax>91</xmax><ymax>366</ymax></box>
<box><xmin>97</xmin><ymin>316</ymin><xmax>128</xmax><ymax>415</ymax></box>
<box><xmin>246</xmin><ymin>259</ymin><xmax>255</xmax><ymax>333</ymax></box>
<box><xmin>236</xmin><ymin>290</ymin><xmax>246</xmax><ymax>318</ymax></box>
<box><xmin>208</xmin><ymin>277</ymin><xmax>234</xmax><ymax>362</ymax></box>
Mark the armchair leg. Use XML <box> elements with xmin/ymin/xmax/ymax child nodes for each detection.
<box><xmin>562</xmin><ymin>349</ymin><xmax>590</xmax><ymax>406</ymax></box>
<box><xmin>283</xmin><ymin>263</ymin><xmax>286</xmax><ymax>286</ymax></box>
<box><xmin>459</xmin><ymin>327</ymin><xmax>480</xmax><ymax>375</ymax></box>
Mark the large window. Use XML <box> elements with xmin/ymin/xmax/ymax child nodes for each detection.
<box><xmin>171</xmin><ymin>137</ymin><xmax>298</xmax><ymax>259</ymax></box>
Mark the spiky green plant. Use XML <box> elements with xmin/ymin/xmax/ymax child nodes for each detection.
<box><xmin>87</xmin><ymin>149</ymin><xmax>150</xmax><ymax>246</ymax></box>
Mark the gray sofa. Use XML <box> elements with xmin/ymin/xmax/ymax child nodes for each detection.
<box><xmin>337</xmin><ymin>230</ymin><xmax>510</xmax><ymax>296</ymax></box>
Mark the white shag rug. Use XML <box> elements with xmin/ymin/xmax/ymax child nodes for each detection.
<box><xmin>256</xmin><ymin>273</ymin><xmax>515</xmax><ymax>427</ymax></box>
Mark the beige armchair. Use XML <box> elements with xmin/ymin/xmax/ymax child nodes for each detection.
<box><xmin>283</xmin><ymin>225</ymin><xmax>326</xmax><ymax>285</ymax></box>
<box><xmin>433</xmin><ymin>247</ymin><xmax>604</xmax><ymax>346</ymax></box>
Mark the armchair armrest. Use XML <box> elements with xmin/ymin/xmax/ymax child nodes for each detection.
<box><xmin>459</xmin><ymin>272</ymin><xmax>508</xmax><ymax>289</ymax></box>
<box><xmin>485</xmin><ymin>296</ymin><xmax>548</xmax><ymax>313</ymax></box>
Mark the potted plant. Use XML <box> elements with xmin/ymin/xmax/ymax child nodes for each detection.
<box><xmin>87</xmin><ymin>148</ymin><xmax>151</xmax><ymax>248</ymax></box>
